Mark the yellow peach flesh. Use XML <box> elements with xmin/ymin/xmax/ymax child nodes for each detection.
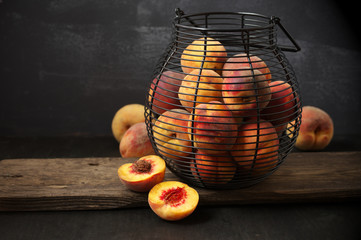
<box><xmin>117</xmin><ymin>155</ymin><xmax>166</xmax><ymax>192</ymax></box>
<box><xmin>148</xmin><ymin>181</ymin><xmax>199</xmax><ymax>221</ymax></box>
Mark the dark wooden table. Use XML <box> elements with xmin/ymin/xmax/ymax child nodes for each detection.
<box><xmin>1</xmin><ymin>135</ymin><xmax>361</xmax><ymax>240</ymax></box>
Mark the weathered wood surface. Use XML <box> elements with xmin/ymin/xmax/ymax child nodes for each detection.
<box><xmin>1</xmin><ymin>151</ymin><xmax>360</xmax><ymax>211</ymax></box>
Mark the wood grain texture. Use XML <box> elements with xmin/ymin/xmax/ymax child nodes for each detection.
<box><xmin>1</xmin><ymin>151</ymin><xmax>360</xmax><ymax>211</ymax></box>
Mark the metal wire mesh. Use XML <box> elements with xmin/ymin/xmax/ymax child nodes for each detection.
<box><xmin>145</xmin><ymin>9</ymin><xmax>302</xmax><ymax>189</ymax></box>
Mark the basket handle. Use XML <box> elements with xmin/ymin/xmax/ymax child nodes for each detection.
<box><xmin>271</xmin><ymin>16</ymin><xmax>301</xmax><ymax>52</ymax></box>
<box><xmin>175</xmin><ymin>9</ymin><xmax>301</xmax><ymax>52</ymax></box>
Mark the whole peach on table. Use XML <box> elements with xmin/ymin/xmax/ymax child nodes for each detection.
<box><xmin>222</xmin><ymin>53</ymin><xmax>272</xmax><ymax>82</ymax></box>
<box><xmin>152</xmin><ymin>109</ymin><xmax>192</xmax><ymax>159</ymax></box>
<box><xmin>222</xmin><ymin>67</ymin><xmax>271</xmax><ymax>117</ymax></box>
<box><xmin>119</xmin><ymin>122</ymin><xmax>155</xmax><ymax>158</ymax></box>
<box><xmin>117</xmin><ymin>155</ymin><xmax>166</xmax><ymax>192</ymax></box>
<box><xmin>148</xmin><ymin>181</ymin><xmax>199</xmax><ymax>221</ymax></box>
<box><xmin>148</xmin><ymin>70</ymin><xmax>186</xmax><ymax>115</ymax></box>
<box><xmin>293</xmin><ymin>106</ymin><xmax>334</xmax><ymax>151</ymax></box>
<box><xmin>188</xmin><ymin>101</ymin><xmax>238</xmax><ymax>154</ymax></box>
<box><xmin>191</xmin><ymin>151</ymin><xmax>237</xmax><ymax>184</ymax></box>
<box><xmin>111</xmin><ymin>104</ymin><xmax>145</xmax><ymax>142</ymax></box>
<box><xmin>178</xmin><ymin>69</ymin><xmax>224</xmax><ymax>112</ymax></box>
<box><xmin>261</xmin><ymin>80</ymin><xmax>300</xmax><ymax>134</ymax></box>
<box><xmin>180</xmin><ymin>37</ymin><xmax>227</xmax><ymax>75</ymax></box>
<box><xmin>230</xmin><ymin>120</ymin><xmax>279</xmax><ymax>173</ymax></box>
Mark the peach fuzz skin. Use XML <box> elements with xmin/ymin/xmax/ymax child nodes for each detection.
<box><xmin>119</xmin><ymin>122</ymin><xmax>155</xmax><ymax>158</ymax></box>
<box><xmin>222</xmin><ymin>68</ymin><xmax>271</xmax><ymax>117</ymax></box>
<box><xmin>231</xmin><ymin>120</ymin><xmax>279</xmax><ymax>173</ymax></box>
<box><xmin>152</xmin><ymin>109</ymin><xmax>192</xmax><ymax>159</ymax></box>
<box><xmin>111</xmin><ymin>104</ymin><xmax>145</xmax><ymax>143</ymax></box>
<box><xmin>180</xmin><ymin>37</ymin><xmax>227</xmax><ymax>75</ymax></box>
<box><xmin>192</xmin><ymin>151</ymin><xmax>236</xmax><ymax>184</ymax></box>
<box><xmin>188</xmin><ymin>101</ymin><xmax>238</xmax><ymax>154</ymax></box>
<box><xmin>148</xmin><ymin>181</ymin><xmax>199</xmax><ymax>221</ymax></box>
<box><xmin>222</xmin><ymin>53</ymin><xmax>272</xmax><ymax>82</ymax></box>
<box><xmin>148</xmin><ymin>70</ymin><xmax>186</xmax><ymax>115</ymax></box>
<box><xmin>295</xmin><ymin>106</ymin><xmax>334</xmax><ymax>151</ymax></box>
<box><xmin>178</xmin><ymin>69</ymin><xmax>224</xmax><ymax>112</ymax></box>
<box><xmin>261</xmin><ymin>80</ymin><xmax>299</xmax><ymax>134</ymax></box>
<box><xmin>117</xmin><ymin>155</ymin><xmax>166</xmax><ymax>192</ymax></box>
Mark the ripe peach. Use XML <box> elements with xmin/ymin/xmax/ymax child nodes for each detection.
<box><xmin>231</xmin><ymin>120</ymin><xmax>279</xmax><ymax>173</ymax></box>
<box><xmin>222</xmin><ymin>53</ymin><xmax>272</xmax><ymax>82</ymax></box>
<box><xmin>148</xmin><ymin>181</ymin><xmax>199</xmax><ymax>221</ymax></box>
<box><xmin>222</xmin><ymin>68</ymin><xmax>271</xmax><ymax>117</ymax></box>
<box><xmin>152</xmin><ymin>109</ymin><xmax>192</xmax><ymax>159</ymax></box>
<box><xmin>180</xmin><ymin>37</ymin><xmax>227</xmax><ymax>75</ymax></box>
<box><xmin>261</xmin><ymin>80</ymin><xmax>299</xmax><ymax>134</ymax></box>
<box><xmin>148</xmin><ymin>70</ymin><xmax>186</xmax><ymax>115</ymax></box>
<box><xmin>111</xmin><ymin>104</ymin><xmax>145</xmax><ymax>142</ymax></box>
<box><xmin>119</xmin><ymin>122</ymin><xmax>155</xmax><ymax>158</ymax></box>
<box><xmin>188</xmin><ymin>101</ymin><xmax>238</xmax><ymax>154</ymax></box>
<box><xmin>178</xmin><ymin>69</ymin><xmax>223</xmax><ymax>112</ymax></box>
<box><xmin>117</xmin><ymin>155</ymin><xmax>166</xmax><ymax>192</ymax></box>
<box><xmin>192</xmin><ymin>151</ymin><xmax>236</xmax><ymax>184</ymax></box>
<box><xmin>294</xmin><ymin>106</ymin><xmax>334</xmax><ymax>151</ymax></box>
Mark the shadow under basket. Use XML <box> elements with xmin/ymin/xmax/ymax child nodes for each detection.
<box><xmin>145</xmin><ymin>8</ymin><xmax>302</xmax><ymax>189</ymax></box>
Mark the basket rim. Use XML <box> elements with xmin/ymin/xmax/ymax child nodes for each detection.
<box><xmin>174</xmin><ymin>11</ymin><xmax>276</xmax><ymax>32</ymax></box>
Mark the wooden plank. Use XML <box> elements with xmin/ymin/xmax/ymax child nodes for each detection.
<box><xmin>0</xmin><ymin>152</ymin><xmax>360</xmax><ymax>211</ymax></box>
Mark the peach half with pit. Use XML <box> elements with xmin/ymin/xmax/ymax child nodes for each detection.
<box><xmin>152</xmin><ymin>109</ymin><xmax>192</xmax><ymax>159</ymax></box>
<box><xmin>148</xmin><ymin>181</ymin><xmax>199</xmax><ymax>221</ymax></box>
<box><xmin>180</xmin><ymin>37</ymin><xmax>227</xmax><ymax>75</ymax></box>
<box><xmin>111</xmin><ymin>103</ymin><xmax>145</xmax><ymax>142</ymax></box>
<box><xmin>148</xmin><ymin>70</ymin><xmax>186</xmax><ymax>115</ymax></box>
<box><xmin>231</xmin><ymin>120</ymin><xmax>279</xmax><ymax>173</ymax></box>
<box><xmin>222</xmin><ymin>68</ymin><xmax>271</xmax><ymax>117</ymax></box>
<box><xmin>117</xmin><ymin>155</ymin><xmax>166</xmax><ymax>192</ymax></box>
<box><xmin>178</xmin><ymin>69</ymin><xmax>224</xmax><ymax>112</ymax></box>
<box><xmin>222</xmin><ymin>53</ymin><xmax>272</xmax><ymax>82</ymax></box>
<box><xmin>188</xmin><ymin>101</ymin><xmax>238</xmax><ymax>154</ymax></box>
<box><xmin>119</xmin><ymin>122</ymin><xmax>155</xmax><ymax>158</ymax></box>
<box><xmin>262</xmin><ymin>80</ymin><xmax>299</xmax><ymax>134</ymax></box>
<box><xmin>293</xmin><ymin>106</ymin><xmax>334</xmax><ymax>151</ymax></box>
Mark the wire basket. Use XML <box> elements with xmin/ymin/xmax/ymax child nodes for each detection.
<box><xmin>145</xmin><ymin>8</ymin><xmax>302</xmax><ymax>189</ymax></box>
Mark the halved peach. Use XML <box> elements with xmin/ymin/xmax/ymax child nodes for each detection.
<box><xmin>118</xmin><ymin>155</ymin><xmax>166</xmax><ymax>192</ymax></box>
<box><xmin>148</xmin><ymin>181</ymin><xmax>199</xmax><ymax>221</ymax></box>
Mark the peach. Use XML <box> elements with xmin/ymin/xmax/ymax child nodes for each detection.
<box><xmin>192</xmin><ymin>151</ymin><xmax>236</xmax><ymax>184</ymax></box>
<box><xmin>152</xmin><ymin>109</ymin><xmax>192</xmax><ymax>159</ymax></box>
<box><xmin>178</xmin><ymin>69</ymin><xmax>224</xmax><ymax>112</ymax></box>
<box><xmin>111</xmin><ymin>104</ymin><xmax>145</xmax><ymax>142</ymax></box>
<box><xmin>261</xmin><ymin>80</ymin><xmax>299</xmax><ymax>134</ymax></box>
<box><xmin>148</xmin><ymin>70</ymin><xmax>186</xmax><ymax>115</ymax></box>
<box><xmin>188</xmin><ymin>101</ymin><xmax>238</xmax><ymax>154</ymax></box>
<box><xmin>119</xmin><ymin>122</ymin><xmax>155</xmax><ymax>158</ymax></box>
<box><xmin>222</xmin><ymin>67</ymin><xmax>271</xmax><ymax>117</ymax></box>
<box><xmin>180</xmin><ymin>37</ymin><xmax>227</xmax><ymax>75</ymax></box>
<box><xmin>222</xmin><ymin>53</ymin><xmax>272</xmax><ymax>82</ymax></box>
<box><xmin>231</xmin><ymin>120</ymin><xmax>279</xmax><ymax>173</ymax></box>
<box><xmin>148</xmin><ymin>181</ymin><xmax>199</xmax><ymax>221</ymax></box>
<box><xmin>294</xmin><ymin>106</ymin><xmax>334</xmax><ymax>151</ymax></box>
<box><xmin>117</xmin><ymin>155</ymin><xmax>166</xmax><ymax>192</ymax></box>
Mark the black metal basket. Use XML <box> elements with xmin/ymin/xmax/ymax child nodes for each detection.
<box><xmin>145</xmin><ymin>8</ymin><xmax>302</xmax><ymax>189</ymax></box>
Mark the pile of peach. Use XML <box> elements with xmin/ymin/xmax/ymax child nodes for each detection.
<box><xmin>148</xmin><ymin>37</ymin><xmax>302</xmax><ymax>184</ymax></box>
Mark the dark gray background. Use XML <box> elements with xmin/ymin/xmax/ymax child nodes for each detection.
<box><xmin>1</xmin><ymin>0</ymin><xmax>360</xmax><ymax>137</ymax></box>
